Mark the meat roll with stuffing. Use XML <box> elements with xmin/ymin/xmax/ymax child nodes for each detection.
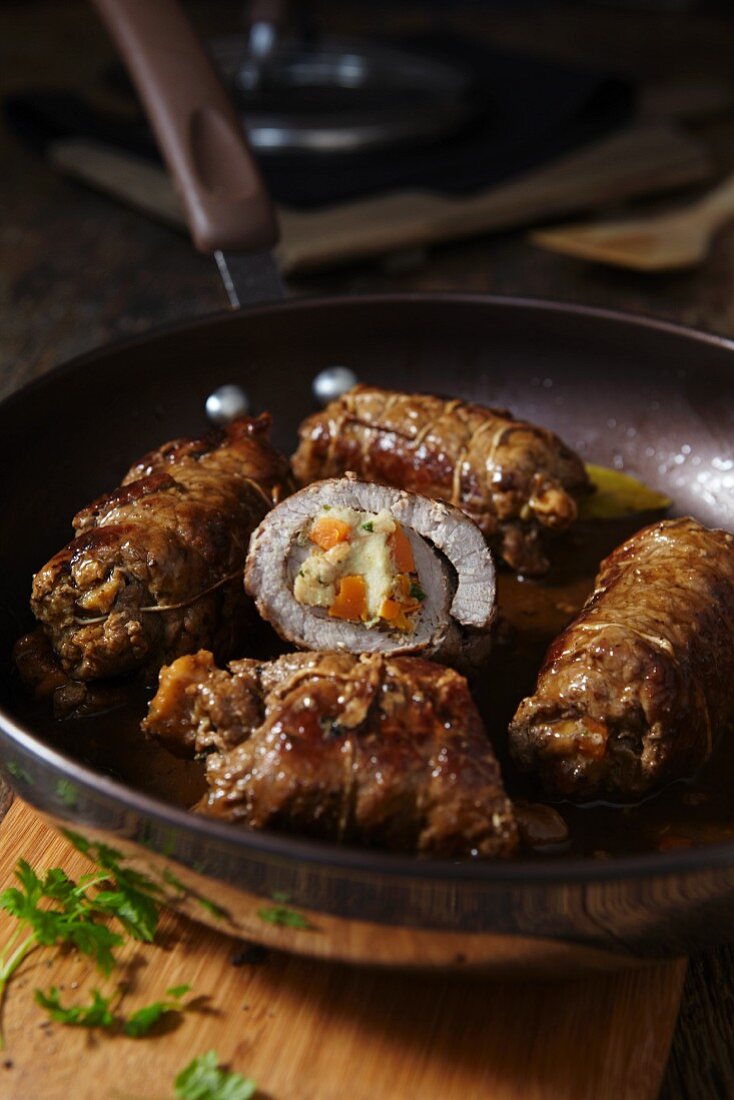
<box><xmin>143</xmin><ymin>649</ymin><xmax>518</xmax><ymax>858</ymax></box>
<box><xmin>244</xmin><ymin>476</ymin><xmax>496</xmax><ymax>671</ymax></box>
<box><xmin>24</xmin><ymin>416</ymin><xmax>290</xmax><ymax>684</ymax></box>
<box><xmin>292</xmin><ymin>385</ymin><xmax>590</xmax><ymax>576</ymax></box>
<box><xmin>509</xmin><ymin>517</ymin><xmax>734</xmax><ymax>800</ymax></box>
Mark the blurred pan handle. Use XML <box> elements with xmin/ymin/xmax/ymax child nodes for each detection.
<box><xmin>90</xmin><ymin>0</ymin><xmax>279</xmax><ymax>253</ymax></box>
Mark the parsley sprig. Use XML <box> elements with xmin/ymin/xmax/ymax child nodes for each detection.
<box><xmin>0</xmin><ymin>833</ymin><xmax>163</xmax><ymax>1047</ymax></box>
<box><xmin>257</xmin><ymin>892</ymin><xmax>312</xmax><ymax>929</ymax></box>
<box><xmin>174</xmin><ymin>1050</ymin><xmax>256</xmax><ymax>1100</ymax></box>
<box><xmin>34</xmin><ymin>982</ymin><xmax>192</xmax><ymax>1037</ymax></box>
<box><xmin>35</xmin><ymin>986</ymin><xmax>116</xmax><ymax>1030</ymax></box>
<box><xmin>125</xmin><ymin>983</ymin><xmax>191</xmax><ymax>1038</ymax></box>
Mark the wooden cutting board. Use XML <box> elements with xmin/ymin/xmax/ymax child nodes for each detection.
<box><xmin>0</xmin><ymin>797</ymin><xmax>686</xmax><ymax>1100</ymax></box>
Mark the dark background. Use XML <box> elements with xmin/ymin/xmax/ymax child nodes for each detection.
<box><xmin>2</xmin><ymin>3</ymin><xmax>734</xmax><ymax>1096</ymax></box>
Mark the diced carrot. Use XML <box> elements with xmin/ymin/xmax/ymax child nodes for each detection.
<box><xmin>330</xmin><ymin>575</ymin><xmax>367</xmax><ymax>620</ymax></box>
<box><xmin>310</xmin><ymin>515</ymin><xmax>351</xmax><ymax>551</ymax></box>
<box><xmin>379</xmin><ymin>598</ymin><xmax>401</xmax><ymax>622</ymax></box>
<box><xmin>379</xmin><ymin>598</ymin><xmax>413</xmax><ymax>632</ymax></box>
<box><xmin>391</xmin><ymin>524</ymin><xmax>415</xmax><ymax>573</ymax></box>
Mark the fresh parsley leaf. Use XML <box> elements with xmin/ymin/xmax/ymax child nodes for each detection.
<box><xmin>0</xmin><ymin>841</ymin><xmax>164</xmax><ymax>1047</ymax></box>
<box><xmin>34</xmin><ymin>987</ymin><xmax>115</xmax><ymax>1029</ymax></box>
<box><xmin>61</xmin><ymin>828</ymin><xmax>90</xmax><ymax>856</ymax></box>
<box><xmin>174</xmin><ymin>1050</ymin><xmax>256</xmax><ymax>1100</ymax></box>
<box><xmin>257</xmin><ymin>904</ymin><xmax>312</xmax><ymax>929</ymax></box>
<box><xmin>409</xmin><ymin>583</ymin><xmax>426</xmax><ymax>601</ymax></box>
<box><xmin>161</xmin><ymin>869</ymin><xmax>227</xmax><ymax>920</ymax></box>
<box><xmin>63</xmin><ymin>832</ymin><xmax>162</xmax><ymax>942</ymax></box>
<box><xmin>361</xmin><ymin>521</ymin><xmax>374</xmax><ymax>532</ymax></box>
<box><xmin>34</xmin><ymin>982</ymin><xmax>193</xmax><ymax>1038</ymax></box>
<box><xmin>194</xmin><ymin>896</ymin><xmax>226</xmax><ymax>920</ymax></box>
<box><xmin>54</xmin><ymin>779</ymin><xmax>78</xmax><ymax>808</ymax></box>
<box><xmin>93</xmin><ymin>885</ymin><xmax>159</xmax><ymax>943</ymax></box>
<box><xmin>123</xmin><ymin>1000</ymin><xmax>171</xmax><ymax>1038</ymax></box>
<box><xmin>167</xmin><ymin>983</ymin><xmax>192</xmax><ymax>1000</ymax></box>
<box><xmin>163</xmin><ymin>868</ymin><xmax>187</xmax><ymax>894</ymax></box>
<box><xmin>123</xmin><ymin>983</ymin><xmax>192</xmax><ymax>1038</ymax></box>
<box><xmin>0</xmin><ymin>860</ymin><xmax>124</xmax><ymax>974</ymax></box>
<box><xmin>6</xmin><ymin>762</ymin><xmax>32</xmax><ymax>786</ymax></box>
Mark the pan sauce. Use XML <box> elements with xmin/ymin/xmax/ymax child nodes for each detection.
<box><xmin>12</xmin><ymin>512</ymin><xmax>734</xmax><ymax>861</ymax></box>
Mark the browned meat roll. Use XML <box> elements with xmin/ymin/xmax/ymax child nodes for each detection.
<box><xmin>292</xmin><ymin>385</ymin><xmax>590</xmax><ymax>576</ymax></box>
<box><xmin>244</xmin><ymin>476</ymin><xmax>496</xmax><ymax>671</ymax></box>
<box><xmin>143</xmin><ymin>649</ymin><xmax>518</xmax><ymax>858</ymax></box>
<box><xmin>509</xmin><ymin>517</ymin><xmax>734</xmax><ymax>801</ymax></box>
<box><xmin>24</xmin><ymin>416</ymin><xmax>290</xmax><ymax>683</ymax></box>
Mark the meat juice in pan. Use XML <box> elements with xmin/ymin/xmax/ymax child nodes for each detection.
<box><xmin>13</xmin><ymin>510</ymin><xmax>734</xmax><ymax>860</ymax></box>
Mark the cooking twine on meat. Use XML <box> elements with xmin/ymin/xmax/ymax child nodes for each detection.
<box><xmin>73</xmin><ymin>568</ymin><xmax>244</xmax><ymax>623</ymax></box>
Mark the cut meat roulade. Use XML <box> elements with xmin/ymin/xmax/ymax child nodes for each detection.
<box><xmin>244</xmin><ymin>476</ymin><xmax>496</xmax><ymax>670</ymax></box>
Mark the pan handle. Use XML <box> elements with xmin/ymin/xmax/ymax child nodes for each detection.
<box><xmin>90</xmin><ymin>0</ymin><xmax>279</xmax><ymax>254</ymax></box>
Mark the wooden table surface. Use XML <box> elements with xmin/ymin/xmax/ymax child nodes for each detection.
<box><xmin>0</xmin><ymin>798</ymin><xmax>690</xmax><ymax>1100</ymax></box>
<box><xmin>2</xmin><ymin>3</ymin><xmax>734</xmax><ymax>1097</ymax></box>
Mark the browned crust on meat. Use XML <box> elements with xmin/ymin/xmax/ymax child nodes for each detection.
<box><xmin>291</xmin><ymin>385</ymin><xmax>589</xmax><ymax>575</ymax></box>
<box><xmin>143</xmin><ymin>650</ymin><xmax>518</xmax><ymax>859</ymax></box>
<box><xmin>28</xmin><ymin>416</ymin><xmax>291</xmax><ymax>682</ymax></box>
<box><xmin>509</xmin><ymin>517</ymin><xmax>734</xmax><ymax>800</ymax></box>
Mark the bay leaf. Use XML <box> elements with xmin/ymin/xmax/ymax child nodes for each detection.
<box><xmin>580</xmin><ymin>464</ymin><xmax>671</xmax><ymax>521</ymax></box>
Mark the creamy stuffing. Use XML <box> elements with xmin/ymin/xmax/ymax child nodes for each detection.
<box><xmin>293</xmin><ymin>507</ymin><xmax>425</xmax><ymax>630</ymax></box>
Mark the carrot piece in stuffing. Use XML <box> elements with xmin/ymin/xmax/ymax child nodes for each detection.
<box><xmin>330</xmin><ymin>575</ymin><xmax>367</xmax><ymax>620</ymax></box>
<box><xmin>391</xmin><ymin>524</ymin><xmax>415</xmax><ymax>573</ymax></box>
<box><xmin>379</xmin><ymin>598</ymin><xmax>413</xmax><ymax>632</ymax></box>
<box><xmin>310</xmin><ymin>516</ymin><xmax>351</xmax><ymax>551</ymax></box>
<box><xmin>379</xmin><ymin>598</ymin><xmax>401</xmax><ymax>622</ymax></box>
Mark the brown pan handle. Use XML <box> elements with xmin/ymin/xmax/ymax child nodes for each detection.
<box><xmin>91</xmin><ymin>0</ymin><xmax>279</xmax><ymax>253</ymax></box>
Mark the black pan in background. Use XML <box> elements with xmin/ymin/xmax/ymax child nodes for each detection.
<box><xmin>2</xmin><ymin>294</ymin><xmax>734</xmax><ymax>976</ymax></box>
<box><xmin>3</xmin><ymin>36</ymin><xmax>634</xmax><ymax>208</ymax></box>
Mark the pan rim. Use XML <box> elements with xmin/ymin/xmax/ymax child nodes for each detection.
<box><xmin>3</xmin><ymin>290</ymin><xmax>734</xmax><ymax>416</ymax></box>
<box><xmin>3</xmin><ymin>290</ymin><xmax>734</xmax><ymax>888</ymax></box>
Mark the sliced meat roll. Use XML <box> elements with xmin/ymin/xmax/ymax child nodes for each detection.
<box><xmin>292</xmin><ymin>385</ymin><xmax>590</xmax><ymax>575</ymax></box>
<box><xmin>143</xmin><ymin>649</ymin><xmax>518</xmax><ymax>859</ymax></box>
<box><xmin>25</xmin><ymin>416</ymin><xmax>290</xmax><ymax>684</ymax></box>
<box><xmin>509</xmin><ymin>517</ymin><xmax>734</xmax><ymax>801</ymax></box>
<box><xmin>244</xmin><ymin>477</ymin><xmax>496</xmax><ymax>670</ymax></box>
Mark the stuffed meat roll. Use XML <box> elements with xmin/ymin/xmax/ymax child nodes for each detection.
<box><xmin>143</xmin><ymin>649</ymin><xmax>518</xmax><ymax>858</ymax></box>
<box><xmin>509</xmin><ymin>517</ymin><xmax>734</xmax><ymax>800</ymax></box>
<box><xmin>244</xmin><ymin>476</ymin><xmax>496</xmax><ymax>671</ymax></box>
<box><xmin>292</xmin><ymin>385</ymin><xmax>590</xmax><ymax>576</ymax></box>
<box><xmin>24</xmin><ymin>416</ymin><xmax>290</xmax><ymax>683</ymax></box>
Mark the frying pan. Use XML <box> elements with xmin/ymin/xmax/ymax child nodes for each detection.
<box><xmin>2</xmin><ymin>0</ymin><xmax>734</xmax><ymax>978</ymax></box>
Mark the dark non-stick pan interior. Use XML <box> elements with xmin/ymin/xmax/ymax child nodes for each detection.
<box><xmin>4</xmin><ymin>294</ymin><xmax>734</xmax><ymax>629</ymax></box>
<box><xmin>3</xmin><ymin>294</ymin><xmax>734</xmax><ymax>971</ymax></box>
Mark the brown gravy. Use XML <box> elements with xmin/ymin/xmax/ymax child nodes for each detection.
<box><xmin>13</xmin><ymin>513</ymin><xmax>734</xmax><ymax>861</ymax></box>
